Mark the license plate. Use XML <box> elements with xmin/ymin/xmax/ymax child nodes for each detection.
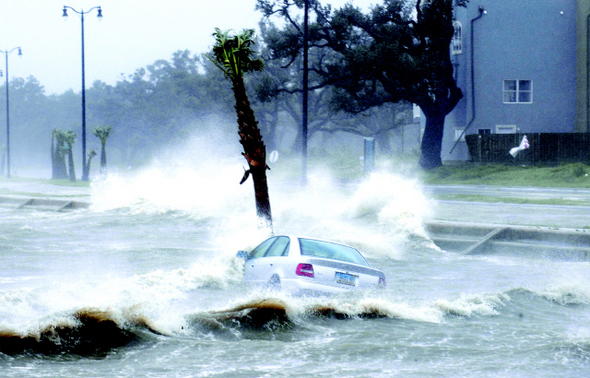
<box><xmin>335</xmin><ymin>272</ymin><xmax>357</xmax><ymax>286</ymax></box>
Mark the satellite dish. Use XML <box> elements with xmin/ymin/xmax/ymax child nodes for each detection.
<box><xmin>269</xmin><ymin>150</ymin><xmax>279</xmax><ymax>163</ymax></box>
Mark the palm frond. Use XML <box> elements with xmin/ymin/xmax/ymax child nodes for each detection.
<box><xmin>208</xmin><ymin>28</ymin><xmax>264</xmax><ymax>80</ymax></box>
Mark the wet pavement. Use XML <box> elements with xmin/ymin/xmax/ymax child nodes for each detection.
<box><xmin>1</xmin><ymin>179</ymin><xmax>589</xmax><ymax>230</ymax></box>
<box><xmin>0</xmin><ymin>180</ymin><xmax>90</xmax><ymax>201</ymax></box>
<box><xmin>430</xmin><ymin>200</ymin><xmax>590</xmax><ymax>229</ymax></box>
<box><xmin>426</xmin><ymin>185</ymin><xmax>590</xmax><ymax>230</ymax></box>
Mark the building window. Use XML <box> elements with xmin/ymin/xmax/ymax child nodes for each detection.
<box><xmin>503</xmin><ymin>80</ymin><xmax>533</xmax><ymax>104</ymax></box>
<box><xmin>496</xmin><ymin>125</ymin><xmax>517</xmax><ymax>134</ymax></box>
<box><xmin>451</xmin><ymin>21</ymin><xmax>462</xmax><ymax>55</ymax></box>
<box><xmin>454</xmin><ymin>128</ymin><xmax>466</xmax><ymax>142</ymax></box>
<box><xmin>478</xmin><ymin>129</ymin><xmax>491</xmax><ymax>134</ymax></box>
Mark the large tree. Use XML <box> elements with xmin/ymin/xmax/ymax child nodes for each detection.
<box><xmin>257</xmin><ymin>0</ymin><xmax>466</xmax><ymax>169</ymax></box>
<box><xmin>208</xmin><ymin>28</ymin><xmax>273</xmax><ymax>231</ymax></box>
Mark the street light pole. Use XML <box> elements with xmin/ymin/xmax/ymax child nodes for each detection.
<box><xmin>302</xmin><ymin>0</ymin><xmax>309</xmax><ymax>185</ymax></box>
<box><xmin>0</xmin><ymin>47</ymin><xmax>22</xmax><ymax>179</ymax></box>
<box><xmin>62</xmin><ymin>5</ymin><xmax>102</xmax><ymax>181</ymax></box>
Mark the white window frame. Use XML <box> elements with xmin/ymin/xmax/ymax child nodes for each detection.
<box><xmin>503</xmin><ymin>80</ymin><xmax>533</xmax><ymax>104</ymax></box>
<box><xmin>451</xmin><ymin>21</ymin><xmax>462</xmax><ymax>55</ymax></box>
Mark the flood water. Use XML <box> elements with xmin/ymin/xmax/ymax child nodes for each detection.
<box><xmin>1</xmin><ymin>143</ymin><xmax>589</xmax><ymax>377</ymax></box>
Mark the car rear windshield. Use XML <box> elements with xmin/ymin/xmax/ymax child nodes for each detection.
<box><xmin>299</xmin><ymin>238</ymin><xmax>369</xmax><ymax>266</ymax></box>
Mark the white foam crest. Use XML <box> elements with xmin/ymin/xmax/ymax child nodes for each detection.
<box><xmin>133</xmin><ymin>256</ymin><xmax>244</xmax><ymax>294</ymax></box>
<box><xmin>336</xmin><ymin>297</ymin><xmax>444</xmax><ymax>323</ymax></box>
<box><xmin>221</xmin><ymin>291</ymin><xmax>444</xmax><ymax>324</ymax></box>
<box><xmin>91</xmin><ymin>163</ymin><xmax>251</xmax><ymax>216</ymax></box>
<box><xmin>269</xmin><ymin>170</ymin><xmax>435</xmax><ymax>260</ymax></box>
<box><xmin>272</xmin><ymin>169</ymin><xmax>351</xmax><ymax>236</ymax></box>
<box><xmin>344</xmin><ymin>172</ymin><xmax>432</xmax><ymax>237</ymax></box>
<box><xmin>90</xmin><ymin>130</ymin><xmax>253</xmax><ymax>218</ymax></box>
<box><xmin>434</xmin><ymin>292</ymin><xmax>510</xmax><ymax>317</ymax></box>
<box><xmin>0</xmin><ymin>252</ymin><xmax>248</xmax><ymax>334</ymax></box>
<box><xmin>342</xmin><ymin>172</ymin><xmax>434</xmax><ymax>258</ymax></box>
<box><xmin>537</xmin><ymin>280</ymin><xmax>590</xmax><ymax>305</ymax></box>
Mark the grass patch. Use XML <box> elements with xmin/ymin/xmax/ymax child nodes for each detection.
<box><xmin>420</xmin><ymin>162</ymin><xmax>590</xmax><ymax>188</ymax></box>
<box><xmin>434</xmin><ymin>193</ymin><xmax>590</xmax><ymax>207</ymax></box>
<box><xmin>0</xmin><ymin>177</ymin><xmax>91</xmax><ymax>188</ymax></box>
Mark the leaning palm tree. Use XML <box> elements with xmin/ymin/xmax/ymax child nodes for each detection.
<box><xmin>86</xmin><ymin>148</ymin><xmax>97</xmax><ymax>179</ymax></box>
<box><xmin>208</xmin><ymin>28</ymin><xmax>272</xmax><ymax>231</ymax></box>
<box><xmin>93</xmin><ymin>125</ymin><xmax>112</xmax><ymax>174</ymax></box>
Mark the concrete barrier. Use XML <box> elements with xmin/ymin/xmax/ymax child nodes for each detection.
<box><xmin>426</xmin><ymin>221</ymin><xmax>590</xmax><ymax>261</ymax></box>
<box><xmin>0</xmin><ymin>196</ymin><xmax>90</xmax><ymax>212</ymax></box>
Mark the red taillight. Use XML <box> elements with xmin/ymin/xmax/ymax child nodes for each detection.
<box><xmin>296</xmin><ymin>263</ymin><xmax>314</xmax><ymax>278</ymax></box>
<box><xmin>378</xmin><ymin>276</ymin><xmax>386</xmax><ymax>288</ymax></box>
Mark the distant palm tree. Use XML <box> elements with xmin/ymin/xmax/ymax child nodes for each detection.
<box><xmin>209</xmin><ymin>28</ymin><xmax>272</xmax><ymax>231</ymax></box>
<box><xmin>63</xmin><ymin>131</ymin><xmax>77</xmax><ymax>182</ymax></box>
<box><xmin>86</xmin><ymin>148</ymin><xmax>97</xmax><ymax>178</ymax></box>
<box><xmin>51</xmin><ymin>130</ymin><xmax>68</xmax><ymax>180</ymax></box>
<box><xmin>93</xmin><ymin>125</ymin><xmax>112</xmax><ymax>174</ymax></box>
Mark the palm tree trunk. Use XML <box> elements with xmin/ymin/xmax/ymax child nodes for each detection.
<box><xmin>100</xmin><ymin>142</ymin><xmax>107</xmax><ymax>173</ymax></box>
<box><xmin>67</xmin><ymin>148</ymin><xmax>76</xmax><ymax>182</ymax></box>
<box><xmin>232</xmin><ymin>79</ymin><xmax>272</xmax><ymax>229</ymax></box>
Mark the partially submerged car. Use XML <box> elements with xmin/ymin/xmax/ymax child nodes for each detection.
<box><xmin>239</xmin><ymin>235</ymin><xmax>386</xmax><ymax>294</ymax></box>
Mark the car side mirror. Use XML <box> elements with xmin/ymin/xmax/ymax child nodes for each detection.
<box><xmin>236</xmin><ymin>250</ymin><xmax>249</xmax><ymax>260</ymax></box>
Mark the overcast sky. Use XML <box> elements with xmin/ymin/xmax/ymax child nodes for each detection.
<box><xmin>0</xmin><ymin>0</ymin><xmax>368</xmax><ymax>95</ymax></box>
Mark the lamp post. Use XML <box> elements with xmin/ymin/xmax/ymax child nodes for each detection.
<box><xmin>0</xmin><ymin>47</ymin><xmax>22</xmax><ymax>179</ymax></box>
<box><xmin>301</xmin><ymin>0</ymin><xmax>309</xmax><ymax>185</ymax></box>
<box><xmin>62</xmin><ymin>5</ymin><xmax>102</xmax><ymax>181</ymax></box>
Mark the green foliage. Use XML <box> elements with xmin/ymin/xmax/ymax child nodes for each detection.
<box><xmin>208</xmin><ymin>28</ymin><xmax>264</xmax><ymax>81</ymax></box>
<box><xmin>93</xmin><ymin>125</ymin><xmax>111</xmax><ymax>143</ymax></box>
<box><xmin>93</xmin><ymin>125</ymin><xmax>111</xmax><ymax>170</ymax></box>
<box><xmin>256</xmin><ymin>0</ymin><xmax>465</xmax><ymax>169</ymax></box>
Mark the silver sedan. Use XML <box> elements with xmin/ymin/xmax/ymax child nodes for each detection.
<box><xmin>239</xmin><ymin>235</ymin><xmax>386</xmax><ymax>294</ymax></box>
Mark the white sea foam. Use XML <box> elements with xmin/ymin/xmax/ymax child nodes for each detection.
<box><xmin>267</xmin><ymin>170</ymin><xmax>435</xmax><ymax>260</ymax></box>
<box><xmin>537</xmin><ymin>281</ymin><xmax>590</xmax><ymax>305</ymax></box>
<box><xmin>434</xmin><ymin>292</ymin><xmax>510</xmax><ymax>317</ymax></box>
<box><xmin>90</xmin><ymin>130</ymin><xmax>251</xmax><ymax>217</ymax></box>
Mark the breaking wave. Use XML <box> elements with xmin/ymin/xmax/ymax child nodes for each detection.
<box><xmin>434</xmin><ymin>292</ymin><xmax>510</xmax><ymax>317</ymax></box>
<box><xmin>4</xmin><ymin>281</ymin><xmax>588</xmax><ymax>356</ymax></box>
<box><xmin>0</xmin><ymin>308</ymin><xmax>159</xmax><ymax>356</ymax></box>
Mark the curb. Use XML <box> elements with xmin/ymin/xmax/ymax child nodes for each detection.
<box><xmin>426</xmin><ymin>221</ymin><xmax>590</xmax><ymax>261</ymax></box>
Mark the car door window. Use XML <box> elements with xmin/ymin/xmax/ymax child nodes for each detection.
<box><xmin>265</xmin><ymin>236</ymin><xmax>290</xmax><ymax>257</ymax></box>
<box><xmin>249</xmin><ymin>237</ymin><xmax>277</xmax><ymax>259</ymax></box>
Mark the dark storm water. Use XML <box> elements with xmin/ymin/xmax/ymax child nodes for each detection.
<box><xmin>1</xmin><ymin>167</ymin><xmax>589</xmax><ymax>377</ymax></box>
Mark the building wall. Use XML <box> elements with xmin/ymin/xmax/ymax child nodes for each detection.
<box><xmin>444</xmin><ymin>0</ymin><xmax>578</xmax><ymax>162</ymax></box>
<box><xmin>576</xmin><ymin>0</ymin><xmax>590</xmax><ymax>133</ymax></box>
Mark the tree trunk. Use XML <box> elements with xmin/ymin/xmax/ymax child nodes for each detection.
<box><xmin>51</xmin><ymin>137</ymin><xmax>56</xmax><ymax>179</ymax></box>
<box><xmin>57</xmin><ymin>150</ymin><xmax>68</xmax><ymax>179</ymax></box>
<box><xmin>55</xmin><ymin>143</ymin><xmax>68</xmax><ymax>180</ymax></box>
<box><xmin>100</xmin><ymin>142</ymin><xmax>107</xmax><ymax>172</ymax></box>
<box><xmin>67</xmin><ymin>149</ymin><xmax>76</xmax><ymax>182</ymax></box>
<box><xmin>419</xmin><ymin>111</ymin><xmax>446</xmax><ymax>169</ymax></box>
<box><xmin>375</xmin><ymin>131</ymin><xmax>391</xmax><ymax>155</ymax></box>
<box><xmin>232</xmin><ymin>79</ymin><xmax>273</xmax><ymax>230</ymax></box>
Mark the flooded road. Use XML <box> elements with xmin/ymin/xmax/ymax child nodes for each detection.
<box><xmin>1</xmin><ymin>165</ymin><xmax>589</xmax><ymax>377</ymax></box>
